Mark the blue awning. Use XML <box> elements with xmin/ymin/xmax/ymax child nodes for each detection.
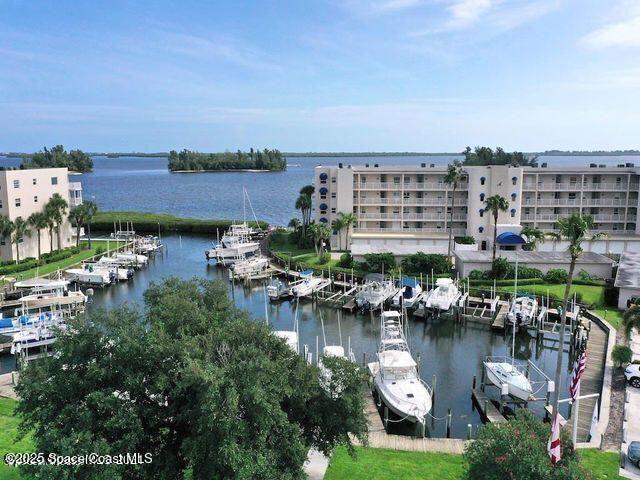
<box><xmin>496</xmin><ymin>232</ymin><xmax>526</xmax><ymax>245</ymax></box>
<box><xmin>397</xmin><ymin>277</ymin><xmax>419</xmax><ymax>287</ymax></box>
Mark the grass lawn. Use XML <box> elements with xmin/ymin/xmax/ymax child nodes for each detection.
<box><xmin>593</xmin><ymin>308</ymin><xmax>624</xmax><ymax>330</ymax></box>
<box><xmin>324</xmin><ymin>447</ymin><xmax>466</xmax><ymax>480</ymax></box>
<box><xmin>0</xmin><ymin>398</ymin><xmax>32</xmax><ymax>480</ymax></box>
<box><xmin>580</xmin><ymin>448</ymin><xmax>626</xmax><ymax>480</ymax></box>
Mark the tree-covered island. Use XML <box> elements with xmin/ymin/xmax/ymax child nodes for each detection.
<box><xmin>21</xmin><ymin>145</ymin><xmax>94</xmax><ymax>172</ymax></box>
<box><xmin>168</xmin><ymin>148</ymin><xmax>286</xmax><ymax>172</ymax></box>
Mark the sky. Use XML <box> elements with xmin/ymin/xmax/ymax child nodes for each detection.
<box><xmin>1</xmin><ymin>0</ymin><xmax>639</xmax><ymax>153</ymax></box>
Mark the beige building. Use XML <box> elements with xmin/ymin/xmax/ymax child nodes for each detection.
<box><xmin>0</xmin><ymin>168</ymin><xmax>83</xmax><ymax>261</ymax></box>
<box><xmin>314</xmin><ymin>162</ymin><xmax>640</xmax><ymax>257</ymax></box>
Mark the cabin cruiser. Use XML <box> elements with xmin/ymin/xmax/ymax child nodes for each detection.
<box><xmin>391</xmin><ymin>277</ymin><xmax>423</xmax><ymax>309</ymax></box>
<box><xmin>229</xmin><ymin>255</ymin><xmax>269</xmax><ymax>279</ymax></box>
<box><xmin>483</xmin><ymin>356</ymin><xmax>533</xmax><ymax>402</ymax></box>
<box><xmin>205</xmin><ymin>235</ymin><xmax>260</xmax><ymax>265</ymax></box>
<box><xmin>267</xmin><ymin>278</ymin><xmax>291</xmax><ymax>301</ymax></box>
<box><xmin>65</xmin><ymin>264</ymin><xmax>114</xmax><ymax>286</ymax></box>
<box><xmin>85</xmin><ymin>261</ymin><xmax>134</xmax><ymax>282</ymax></box>
<box><xmin>423</xmin><ymin>278</ymin><xmax>460</xmax><ymax>311</ymax></box>
<box><xmin>8</xmin><ymin>278</ymin><xmax>87</xmax><ymax>314</ymax></box>
<box><xmin>507</xmin><ymin>295</ymin><xmax>538</xmax><ymax>327</ymax></box>
<box><xmin>290</xmin><ymin>271</ymin><xmax>329</xmax><ymax>298</ymax></box>
<box><xmin>355</xmin><ymin>274</ymin><xmax>398</xmax><ymax>311</ymax></box>
<box><xmin>135</xmin><ymin>235</ymin><xmax>163</xmax><ymax>255</ymax></box>
<box><xmin>370</xmin><ymin>311</ymin><xmax>432</xmax><ymax>425</ymax></box>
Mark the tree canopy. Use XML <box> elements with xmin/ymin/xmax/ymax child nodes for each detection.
<box><xmin>23</xmin><ymin>145</ymin><xmax>93</xmax><ymax>172</ymax></box>
<box><xmin>168</xmin><ymin>149</ymin><xmax>286</xmax><ymax>172</ymax></box>
<box><xmin>16</xmin><ymin>277</ymin><xmax>367</xmax><ymax>479</ymax></box>
<box><xmin>462</xmin><ymin>146</ymin><xmax>538</xmax><ymax>167</ymax></box>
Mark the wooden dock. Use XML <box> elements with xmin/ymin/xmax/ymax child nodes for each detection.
<box><xmin>491</xmin><ymin>303</ymin><xmax>508</xmax><ymax>331</ymax></box>
<box><xmin>472</xmin><ymin>388</ymin><xmax>507</xmax><ymax>423</ymax></box>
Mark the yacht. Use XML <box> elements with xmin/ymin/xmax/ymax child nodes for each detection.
<box><xmin>391</xmin><ymin>277</ymin><xmax>423</xmax><ymax>309</ymax></box>
<box><xmin>423</xmin><ymin>278</ymin><xmax>460</xmax><ymax>311</ymax></box>
<box><xmin>266</xmin><ymin>277</ymin><xmax>291</xmax><ymax>301</ymax></box>
<box><xmin>370</xmin><ymin>311</ymin><xmax>432</xmax><ymax>425</ymax></box>
<box><xmin>205</xmin><ymin>236</ymin><xmax>260</xmax><ymax>265</ymax></box>
<box><xmin>229</xmin><ymin>255</ymin><xmax>269</xmax><ymax>279</ymax></box>
<box><xmin>115</xmin><ymin>252</ymin><xmax>148</xmax><ymax>266</ymax></box>
<box><xmin>355</xmin><ymin>274</ymin><xmax>398</xmax><ymax>311</ymax></box>
<box><xmin>290</xmin><ymin>271</ymin><xmax>329</xmax><ymax>298</ymax></box>
<box><xmin>507</xmin><ymin>295</ymin><xmax>539</xmax><ymax>327</ymax></box>
<box><xmin>86</xmin><ymin>261</ymin><xmax>134</xmax><ymax>281</ymax></box>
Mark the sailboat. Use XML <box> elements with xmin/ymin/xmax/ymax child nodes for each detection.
<box><xmin>370</xmin><ymin>310</ymin><xmax>432</xmax><ymax>425</ymax></box>
<box><xmin>483</xmin><ymin>251</ymin><xmax>534</xmax><ymax>402</ymax></box>
<box><xmin>273</xmin><ymin>295</ymin><xmax>300</xmax><ymax>354</ymax></box>
<box><xmin>318</xmin><ymin>311</ymin><xmax>356</xmax><ymax>395</ymax></box>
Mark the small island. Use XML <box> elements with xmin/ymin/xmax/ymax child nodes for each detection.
<box><xmin>21</xmin><ymin>145</ymin><xmax>94</xmax><ymax>173</ymax></box>
<box><xmin>168</xmin><ymin>148</ymin><xmax>286</xmax><ymax>172</ymax></box>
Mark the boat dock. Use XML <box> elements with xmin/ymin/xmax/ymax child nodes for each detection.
<box><xmin>471</xmin><ymin>388</ymin><xmax>507</xmax><ymax>423</ymax></box>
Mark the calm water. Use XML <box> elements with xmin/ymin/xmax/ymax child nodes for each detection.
<box><xmin>1</xmin><ymin>234</ymin><xmax>569</xmax><ymax>439</ymax></box>
<box><xmin>4</xmin><ymin>153</ymin><xmax>638</xmax><ymax>226</ymax></box>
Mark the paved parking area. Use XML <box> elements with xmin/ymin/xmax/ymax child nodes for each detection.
<box><xmin>620</xmin><ymin>330</ymin><xmax>640</xmax><ymax>479</ymax></box>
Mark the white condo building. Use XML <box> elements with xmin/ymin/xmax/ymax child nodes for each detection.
<box><xmin>314</xmin><ymin>161</ymin><xmax>640</xmax><ymax>257</ymax></box>
<box><xmin>0</xmin><ymin>168</ymin><xmax>83</xmax><ymax>261</ymax></box>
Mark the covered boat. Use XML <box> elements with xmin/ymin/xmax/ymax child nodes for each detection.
<box><xmin>391</xmin><ymin>277</ymin><xmax>423</xmax><ymax>309</ymax></box>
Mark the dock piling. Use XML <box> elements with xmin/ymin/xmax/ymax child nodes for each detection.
<box><xmin>446</xmin><ymin>408</ymin><xmax>452</xmax><ymax>438</ymax></box>
<box><xmin>467</xmin><ymin>423</ymin><xmax>472</xmax><ymax>440</ymax></box>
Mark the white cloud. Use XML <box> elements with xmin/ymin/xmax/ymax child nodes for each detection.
<box><xmin>447</xmin><ymin>0</ymin><xmax>496</xmax><ymax>29</ymax></box>
<box><xmin>582</xmin><ymin>15</ymin><xmax>640</xmax><ymax>49</ymax></box>
<box><xmin>373</xmin><ymin>0</ymin><xmax>422</xmax><ymax>12</ymax></box>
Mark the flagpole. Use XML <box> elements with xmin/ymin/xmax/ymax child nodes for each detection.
<box><xmin>572</xmin><ymin>397</ymin><xmax>580</xmax><ymax>445</ymax></box>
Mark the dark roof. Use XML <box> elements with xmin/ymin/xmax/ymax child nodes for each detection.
<box><xmin>614</xmin><ymin>252</ymin><xmax>640</xmax><ymax>289</ymax></box>
<box><xmin>496</xmin><ymin>232</ymin><xmax>526</xmax><ymax>245</ymax></box>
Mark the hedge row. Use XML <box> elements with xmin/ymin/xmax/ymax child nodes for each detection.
<box><xmin>91</xmin><ymin>211</ymin><xmax>268</xmax><ymax>234</ymax></box>
<box><xmin>0</xmin><ymin>246</ymin><xmax>84</xmax><ymax>275</ymax></box>
<box><xmin>468</xmin><ymin>277</ymin><xmax>608</xmax><ymax>287</ymax></box>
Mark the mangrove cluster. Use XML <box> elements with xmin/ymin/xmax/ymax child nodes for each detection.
<box><xmin>168</xmin><ymin>148</ymin><xmax>286</xmax><ymax>172</ymax></box>
<box><xmin>22</xmin><ymin>145</ymin><xmax>94</xmax><ymax>172</ymax></box>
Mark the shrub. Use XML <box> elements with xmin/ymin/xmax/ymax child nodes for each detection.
<box><xmin>361</xmin><ymin>253</ymin><xmax>395</xmax><ymax>273</ymax></box>
<box><xmin>400</xmin><ymin>252</ymin><xmax>450</xmax><ymax>276</ymax></box>
<box><xmin>316</xmin><ymin>252</ymin><xmax>331</xmax><ymax>265</ymax></box>
<box><xmin>337</xmin><ymin>252</ymin><xmax>354</xmax><ymax>269</ymax></box>
<box><xmin>490</xmin><ymin>257</ymin><xmax>511</xmax><ymax>279</ymax></box>
<box><xmin>455</xmin><ymin>236</ymin><xmax>476</xmax><ymax>245</ymax></box>
<box><xmin>603</xmin><ymin>287</ymin><xmax>619</xmax><ymax>308</ymax></box>
<box><xmin>544</xmin><ymin>268</ymin><xmax>568</xmax><ymax>284</ymax></box>
<box><xmin>577</xmin><ymin>269</ymin><xmax>592</xmax><ymax>281</ymax></box>
<box><xmin>517</xmin><ymin>266</ymin><xmax>543</xmax><ymax>279</ymax></box>
<box><xmin>95</xmin><ymin>246</ymin><xmax>106</xmax><ymax>255</ymax></box>
<box><xmin>465</xmin><ymin>410</ymin><xmax>585</xmax><ymax>480</ymax></box>
<box><xmin>613</xmin><ymin>345</ymin><xmax>633</xmax><ymax>368</ymax></box>
<box><xmin>468</xmin><ymin>270</ymin><xmax>484</xmax><ymax>280</ymax></box>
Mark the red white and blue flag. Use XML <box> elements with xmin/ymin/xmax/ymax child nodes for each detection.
<box><xmin>548</xmin><ymin>412</ymin><xmax>561</xmax><ymax>465</ymax></box>
<box><xmin>569</xmin><ymin>349</ymin><xmax>587</xmax><ymax>402</ymax></box>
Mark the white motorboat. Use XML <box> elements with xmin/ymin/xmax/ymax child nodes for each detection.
<box><xmin>507</xmin><ymin>295</ymin><xmax>539</xmax><ymax>327</ymax></box>
<box><xmin>205</xmin><ymin>236</ymin><xmax>261</xmax><ymax>264</ymax></box>
<box><xmin>274</xmin><ymin>297</ymin><xmax>300</xmax><ymax>354</ymax></box>
<box><xmin>483</xmin><ymin>357</ymin><xmax>533</xmax><ymax>401</ymax></box>
<box><xmin>266</xmin><ymin>277</ymin><xmax>291</xmax><ymax>301</ymax></box>
<box><xmin>65</xmin><ymin>265</ymin><xmax>113</xmax><ymax>286</ymax></box>
<box><xmin>391</xmin><ymin>277</ymin><xmax>423</xmax><ymax>309</ymax></box>
<box><xmin>370</xmin><ymin>311</ymin><xmax>432</xmax><ymax>424</ymax></box>
<box><xmin>318</xmin><ymin>311</ymin><xmax>356</xmax><ymax>394</ymax></box>
<box><xmin>0</xmin><ymin>311</ymin><xmax>65</xmax><ymax>337</ymax></box>
<box><xmin>229</xmin><ymin>256</ymin><xmax>269</xmax><ymax>279</ymax></box>
<box><xmin>290</xmin><ymin>271</ymin><xmax>329</xmax><ymax>298</ymax></box>
<box><xmin>10</xmin><ymin>278</ymin><xmax>87</xmax><ymax>312</ymax></box>
<box><xmin>355</xmin><ymin>274</ymin><xmax>398</xmax><ymax>311</ymax></box>
<box><xmin>10</xmin><ymin>314</ymin><xmax>66</xmax><ymax>358</ymax></box>
<box><xmin>423</xmin><ymin>278</ymin><xmax>460</xmax><ymax>311</ymax></box>
<box><xmin>86</xmin><ymin>261</ymin><xmax>134</xmax><ymax>281</ymax></box>
<box><xmin>134</xmin><ymin>235</ymin><xmax>163</xmax><ymax>255</ymax></box>
<box><xmin>115</xmin><ymin>252</ymin><xmax>148</xmax><ymax>266</ymax></box>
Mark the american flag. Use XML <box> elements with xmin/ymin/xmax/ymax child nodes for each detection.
<box><xmin>548</xmin><ymin>412</ymin><xmax>561</xmax><ymax>465</ymax></box>
<box><xmin>569</xmin><ymin>348</ymin><xmax>587</xmax><ymax>402</ymax></box>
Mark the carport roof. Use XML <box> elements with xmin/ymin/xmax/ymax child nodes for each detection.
<box><xmin>615</xmin><ymin>252</ymin><xmax>640</xmax><ymax>289</ymax></box>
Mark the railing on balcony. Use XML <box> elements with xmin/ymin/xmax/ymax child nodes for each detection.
<box><xmin>523</xmin><ymin>182</ymin><xmax>639</xmax><ymax>191</ymax></box>
<box><xmin>521</xmin><ymin>213</ymin><xmax>637</xmax><ymax>222</ymax></box>
<box><xmin>355</xmin><ymin>182</ymin><xmax>469</xmax><ymax>190</ymax></box>
<box><xmin>355</xmin><ymin>227</ymin><xmax>467</xmax><ymax>235</ymax></box>
<box><xmin>358</xmin><ymin>213</ymin><xmax>466</xmax><ymax>221</ymax></box>
<box><xmin>357</xmin><ymin>198</ymin><xmax>467</xmax><ymax>206</ymax></box>
<box><xmin>523</xmin><ymin>198</ymin><xmax>633</xmax><ymax>207</ymax></box>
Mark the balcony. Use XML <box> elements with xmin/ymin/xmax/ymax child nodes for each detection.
<box><xmin>355</xmin><ymin>227</ymin><xmax>467</xmax><ymax>235</ymax></box>
<box><xmin>358</xmin><ymin>213</ymin><xmax>466</xmax><ymax>221</ymax></box>
<box><xmin>357</xmin><ymin>198</ymin><xmax>467</xmax><ymax>206</ymax></box>
<box><xmin>523</xmin><ymin>198</ymin><xmax>633</xmax><ymax>207</ymax></box>
<box><xmin>523</xmin><ymin>182</ymin><xmax>639</xmax><ymax>192</ymax></box>
<box><xmin>521</xmin><ymin>213</ymin><xmax>637</xmax><ymax>222</ymax></box>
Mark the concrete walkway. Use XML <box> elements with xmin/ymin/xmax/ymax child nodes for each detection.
<box><xmin>0</xmin><ymin>372</ymin><xmax>17</xmax><ymax>399</ymax></box>
<box><xmin>304</xmin><ymin>449</ymin><xmax>329</xmax><ymax>480</ymax></box>
<box><xmin>620</xmin><ymin>329</ymin><xmax>640</xmax><ymax>479</ymax></box>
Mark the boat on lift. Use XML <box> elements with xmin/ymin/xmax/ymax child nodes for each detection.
<box><xmin>370</xmin><ymin>311</ymin><xmax>432</xmax><ymax>425</ymax></box>
<box><xmin>355</xmin><ymin>274</ymin><xmax>398</xmax><ymax>311</ymax></box>
<box><xmin>507</xmin><ymin>295</ymin><xmax>539</xmax><ymax>327</ymax></box>
<box><xmin>0</xmin><ymin>311</ymin><xmax>65</xmax><ymax>337</ymax></box>
<box><xmin>266</xmin><ymin>277</ymin><xmax>291</xmax><ymax>301</ymax></box>
<box><xmin>205</xmin><ymin>236</ymin><xmax>261</xmax><ymax>265</ymax></box>
<box><xmin>274</xmin><ymin>297</ymin><xmax>300</xmax><ymax>353</ymax></box>
<box><xmin>423</xmin><ymin>278</ymin><xmax>460</xmax><ymax>311</ymax></box>
<box><xmin>290</xmin><ymin>270</ymin><xmax>330</xmax><ymax>298</ymax></box>
<box><xmin>229</xmin><ymin>255</ymin><xmax>270</xmax><ymax>279</ymax></box>
<box><xmin>318</xmin><ymin>311</ymin><xmax>356</xmax><ymax>395</ymax></box>
<box><xmin>65</xmin><ymin>264</ymin><xmax>114</xmax><ymax>286</ymax></box>
<box><xmin>391</xmin><ymin>277</ymin><xmax>423</xmax><ymax>309</ymax></box>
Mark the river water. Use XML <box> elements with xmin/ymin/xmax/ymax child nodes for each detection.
<box><xmin>0</xmin><ymin>153</ymin><xmax>630</xmax><ymax>437</ymax></box>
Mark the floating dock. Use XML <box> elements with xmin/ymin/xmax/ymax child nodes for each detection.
<box><xmin>472</xmin><ymin>388</ymin><xmax>507</xmax><ymax>423</ymax></box>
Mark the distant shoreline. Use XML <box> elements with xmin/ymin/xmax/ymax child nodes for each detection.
<box><xmin>170</xmin><ymin>169</ymin><xmax>271</xmax><ymax>173</ymax></box>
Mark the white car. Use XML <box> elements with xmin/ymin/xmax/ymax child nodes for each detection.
<box><xmin>625</xmin><ymin>364</ymin><xmax>640</xmax><ymax>388</ymax></box>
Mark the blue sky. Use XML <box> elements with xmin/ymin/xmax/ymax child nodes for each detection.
<box><xmin>1</xmin><ymin>0</ymin><xmax>639</xmax><ymax>152</ymax></box>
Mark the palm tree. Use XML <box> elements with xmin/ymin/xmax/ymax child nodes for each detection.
<box><xmin>47</xmin><ymin>193</ymin><xmax>68</xmax><ymax>251</ymax></box>
<box><xmin>444</xmin><ymin>163</ymin><xmax>463</xmax><ymax>260</ymax></box>
<box><xmin>332</xmin><ymin>216</ymin><xmax>345</xmax><ymax>251</ymax></box>
<box><xmin>295</xmin><ymin>192</ymin><xmax>312</xmax><ymax>237</ymax></box>
<box><xmin>11</xmin><ymin>217</ymin><xmax>31</xmax><ymax>263</ymax></box>
<box><xmin>83</xmin><ymin>201</ymin><xmax>98</xmax><ymax>248</ymax></box>
<box><xmin>521</xmin><ymin>225</ymin><xmax>545</xmax><ymax>251</ymax></box>
<box><xmin>316</xmin><ymin>224</ymin><xmax>332</xmax><ymax>255</ymax></box>
<box><xmin>288</xmin><ymin>218</ymin><xmax>301</xmax><ymax>231</ymax></box>
<box><xmin>28</xmin><ymin>212</ymin><xmax>48</xmax><ymax>259</ymax></box>
<box><xmin>68</xmin><ymin>205</ymin><xmax>86</xmax><ymax>247</ymax></box>
<box><xmin>484</xmin><ymin>195</ymin><xmax>509</xmax><ymax>261</ymax></box>
<box><xmin>0</xmin><ymin>216</ymin><xmax>13</xmax><ymax>258</ymax></box>
<box><xmin>44</xmin><ymin>203</ymin><xmax>56</xmax><ymax>253</ymax></box>
<box><xmin>623</xmin><ymin>304</ymin><xmax>640</xmax><ymax>335</ymax></box>
<box><xmin>547</xmin><ymin>214</ymin><xmax>606</xmax><ymax>424</ymax></box>
<box><xmin>338</xmin><ymin>212</ymin><xmax>357</xmax><ymax>250</ymax></box>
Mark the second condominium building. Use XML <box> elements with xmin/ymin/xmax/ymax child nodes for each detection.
<box><xmin>314</xmin><ymin>162</ymin><xmax>640</xmax><ymax>257</ymax></box>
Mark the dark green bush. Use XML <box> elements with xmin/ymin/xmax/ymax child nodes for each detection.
<box><xmin>317</xmin><ymin>252</ymin><xmax>331</xmax><ymax>265</ymax></box>
<box><xmin>361</xmin><ymin>253</ymin><xmax>395</xmax><ymax>273</ymax></box>
<box><xmin>468</xmin><ymin>269</ymin><xmax>484</xmax><ymax>280</ymax></box>
<box><xmin>400</xmin><ymin>252</ymin><xmax>450</xmax><ymax>276</ymax></box>
<box><xmin>337</xmin><ymin>252</ymin><xmax>354</xmax><ymax>269</ymax></box>
<box><xmin>490</xmin><ymin>257</ymin><xmax>511</xmax><ymax>279</ymax></box>
<box><xmin>455</xmin><ymin>236</ymin><xmax>476</xmax><ymax>245</ymax></box>
<box><xmin>543</xmin><ymin>268</ymin><xmax>568</xmax><ymax>284</ymax></box>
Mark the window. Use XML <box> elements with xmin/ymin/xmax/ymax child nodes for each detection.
<box><xmin>403</xmin><ymin>192</ymin><xmax>410</xmax><ymax>199</ymax></box>
<box><xmin>511</xmin><ymin>193</ymin><xmax>517</xmax><ymax>201</ymax></box>
<box><xmin>331</xmin><ymin>177</ymin><xmax>336</xmax><ymax>183</ymax></box>
<box><xmin>479</xmin><ymin>227</ymin><xmax>484</xmax><ymax>233</ymax></box>
<box><xmin>510</xmin><ymin>209</ymin><xmax>516</xmax><ymax>218</ymax></box>
<box><xmin>32</xmin><ymin>178</ymin><xmax>37</xmax><ymax>185</ymax></box>
<box><xmin>13</xmin><ymin>180</ymin><xmax>19</xmax><ymax>188</ymax></box>
<box><xmin>568</xmin><ymin>193</ymin><xmax>576</xmax><ymax>200</ymax></box>
<box><xmin>34</xmin><ymin>196</ymin><xmax>38</xmax><ymax>203</ymax></box>
<box><xmin>512</xmin><ymin>176</ymin><xmax>517</xmax><ymax>186</ymax></box>
<box><xmin>319</xmin><ymin>187</ymin><xmax>328</xmax><ymax>199</ymax></box>
<box><xmin>480</xmin><ymin>193</ymin><xmax>485</xmax><ymax>201</ymax></box>
<box><xmin>479</xmin><ymin>209</ymin><xmax>484</xmax><ymax>218</ymax></box>
<box><xmin>393</xmin><ymin>176</ymin><xmax>400</xmax><ymax>184</ymax></box>
<box><xmin>331</xmin><ymin>192</ymin><xmax>336</xmax><ymax>199</ymax></box>
<box><xmin>15</xmin><ymin>198</ymin><xmax>20</xmax><ymax>207</ymax></box>
<box><xmin>331</xmin><ymin>208</ymin><xmax>336</xmax><ymax>213</ymax></box>
<box><xmin>18</xmin><ymin>238</ymin><xmax>23</xmax><ymax>244</ymax></box>
<box><xmin>319</xmin><ymin>173</ymin><xmax>328</xmax><ymax>184</ymax></box>
<box><xmin>51</xmin><ymin>177</ymin><xmax>58</xmax><ymax>185</ymax></box>
<box><xmin>319</xmin><ymin>217</ymin><xmax>328</xmax><ymax>223</ymax></box>
<box><xmin>480</xmin><ymin>177</ymin><xmax>486</xmax><ymax>186</ymax></box>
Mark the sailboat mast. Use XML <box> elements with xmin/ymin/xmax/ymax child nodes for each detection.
<box><xmin>512</xmin><ymin>251</ymin><xmax>518</xmax><ymax>366</ymax></box>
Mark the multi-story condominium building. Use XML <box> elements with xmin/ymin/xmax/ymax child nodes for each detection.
<box><xmin>314</xmin><ymin>162</ymin><xmax>640</xmax><ymax>257</ymax></box>
<box><xmin>0</xmin><ymin>168</ymin><xmax>83</xmax><ymax>261</ymax></box>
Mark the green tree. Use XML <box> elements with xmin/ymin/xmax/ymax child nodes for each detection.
<box><xmin>43</xmin><ymin>203</ymin><xmax>56</xmax><ymax>253</ymax></box>
<box><xmin>464</xmin><ymin>410</ymin><xmax>586</xmax><ymax>480</ymax></box>
<box><xmin>521</xmin><ymin>225</ymin><xmax>546</xmax><ymax>251</ymax></box>
<box><xmin>295</xmin><ymin>185</ymin><xmax>314</xmax><ymax>239</ymax></box>
<box><xmin>444</xmin><ymin>162</ymin><xmax>463</xmax><ymax>260</ymax></box>
<box><xmin>612</xmin><ymin>345</ymin><xmax>633</xmax><ymax>368</ymax></box>
<box><xmin>25</xmin><ymin>145</ymin><xmax>93</xmax><ymax>172</ymax></box>
<box><xmin>0</xmin><ymin>216</ymin><xmax>14</xmax><ymax>259</ymax></box>
<box><xmin>547</xmin><ymin>214</ymin><xmax>605</xmax><ymax>427</ymax></box>
<box><xmin>28</xmin><ymin>212</ymin><xmax>48</xmax><ymax>259</ymax></box>
<box><xmin>11</xmin><ymin>217</ymin><xmax>31</xmax><ymax>263</ymax></box>
<box><xmin>309</xmin><ymin>223</ymin><xmax>332</xmax><ymax>255</ymax></box>
<box><xmin>332</xmin><ymin>216</ymin><xmax>345</xmax><ymax>251</ymax></box>
<box><xmin>400</xmin><ymin>252</ymin><xmax>449</xmax><ymax>276</ymax></box>
<box><xmin>338</xmin><ymin>212</ymin><xmax>357</xmax><ymax>250</ymax></box>
<box><xmin>46</xmin><ymin>193</ymin><xmax>68</xmax><ymax>251</ymax></box>
<box><xmin>83</xmin><ymin>201</ymin><xmax>98</xmax><ymax>248</ymax></box>
<box><xmin>462</xmin><ymin>146</ymin><xmax>538</xmax><ymax>167</ymax></box>
<box><xmin>68</xmin><ymin>206</ymin><xmax>85</xmax><ymax>247</ymax></box>
<box><xmin>483</xmin><ymin>195</ymin><xmax>509</xmax><ymax>261</ymax></box>
<box><xmin>16</xmin><ymin>278</ymin><xmax>368</xmax><ymax>479</ymax></box>
<box><xmin>623</xmin><ymin>302</ymin><xmax>640</xmax><ymax>335</ymax></box>
<box><xmin>362</xmin><ymin>253</ymin><xmax>395</xmax><ymax>273</ymax></box>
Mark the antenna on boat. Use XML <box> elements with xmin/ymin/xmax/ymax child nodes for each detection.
<box><xmin>294</xmin><ymin>296</ymin><xmax>300</xmax><ymax>338</ymax></box>
<box><xmin>511</xmin><ymin>251</ymin><xmax>518</xmax><ymax>367</ymax></box>
<box><xmin>319</xmin><ymin>309</ymin><xmax>327</xmax><ymax>348</ymax></box>
<box><xmin>244</xmin><ymin>187</ymin><xmax>263</xmax><ymax>233</ymax></box>
<box><xmin>263</xmin><ymin>281</ymin><xmax>269</xmax><ymax>325</ymax></box>
<box><xmin>338</xmin><ymin>310</ymin><xmax>343</xmax><ymax>347</ymax></box>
